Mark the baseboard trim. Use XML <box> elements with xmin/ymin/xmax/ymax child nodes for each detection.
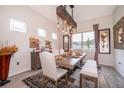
<box><xmin>99</xmin><ymin>63</ymin><xmax>114</xmax><ymax>67</ymax></box>
<box><xmin>115</xmin><ymin>67</ymin><xmax>124</xmax><ymax>78</ymax></box>
<box><xmin>8</xmin><ymin>68</ymin><xmax>31</xmax><ymax>77</ymax></box>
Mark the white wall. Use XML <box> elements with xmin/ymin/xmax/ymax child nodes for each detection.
<box><xmin>113</xmin><ymin>6</ymin><xmax>124</xmax><ymax>77</ymax></box>
<box><xmin>77</xmin><ymin>15</ymin><xmax>114</xmax><ymax>66</ymax></box>
<box><xmin>0</xmin><ymin>6</ymin><xmax>59</xmax><ymax>76</ymax></box>
<box><xmin>60</xmin><ymin>15</ymin><xmax>114</xmax><ymax>66</ymax></box>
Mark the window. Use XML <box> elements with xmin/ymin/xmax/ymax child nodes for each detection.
<box><xmin>72</xmin><ymin>33</ymin><xmax>82</xmax><ymax>49</ymax></box>
<box><xmin>37</xmin><ymin>28</ymin><xmax>46</xmax><ymax>37</ymax></box>
<box><xmin>52</xmin><ymin>33</ymin><xmax>57</xmax><ymax>40</ymax></box>
<box><xmin>10</xmin><ymin>18</ymin><xmax>26</xmax><ymax>33</ymax></box>
<box><xmin>72</xmin><ymin>32</ymin><xmax>95</xmax><ymax>51</ymax></box>
<box><xmin>82</xmin><ymin>32</ymin><xmax>95</xmax><ymax>51</ymax></box>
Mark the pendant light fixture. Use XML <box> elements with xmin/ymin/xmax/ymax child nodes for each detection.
<box><xmin>56</xmin><ymin>5</ymin><xmax>77</xmax><ymax>35</ymax></box>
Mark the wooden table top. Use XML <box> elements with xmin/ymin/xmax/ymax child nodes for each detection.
<box><xmin>56</xmin><ymin>53</ymin><xmax>86</xmax><ymax>70</ymax></box>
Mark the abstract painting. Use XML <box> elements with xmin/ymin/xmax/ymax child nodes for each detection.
<box><xmin>99</xmin><ymin>29</ymin><xmax>111</xmax><ymax>54</ymax></box>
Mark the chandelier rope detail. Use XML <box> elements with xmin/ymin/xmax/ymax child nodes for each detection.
<box><xmin>56</xmin><ymin>5</ymin><xmax>77</xmax><ymax>35</ymax></box>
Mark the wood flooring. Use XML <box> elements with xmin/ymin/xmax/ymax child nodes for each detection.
<box><xmin>0</xmin><ymin>65</ymin><xmax>124</xmax><ymax>88</ymax></box>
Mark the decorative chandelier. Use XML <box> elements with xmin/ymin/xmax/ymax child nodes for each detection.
<box><xmin>56</xmin><ymin>5</ymin><xmax>77</xmax><ymax>35</ymax></box>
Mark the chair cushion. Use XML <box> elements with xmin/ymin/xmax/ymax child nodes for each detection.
<box><xmin>80</xmin><ymin>60</ymin><xmax>98</xmax><ymax>78</ymax></box>
<box><xmin>57</xmin><ymin>68</ymin><xmax>68</xmax><ymax>79</ymax></box>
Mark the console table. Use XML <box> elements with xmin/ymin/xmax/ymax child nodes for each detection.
<box><xmin>31</xmin><ymin>52</ymin><xmax>41</xmax><ymax>70</ymax></box>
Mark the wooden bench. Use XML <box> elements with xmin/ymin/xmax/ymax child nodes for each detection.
<box><xmin>80</xmin><ymin>60</ymin><xmax>98</xmax><ymax>88</ymax></box>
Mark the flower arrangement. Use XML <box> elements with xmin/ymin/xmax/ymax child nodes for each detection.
<box><xmin>29</xmin><ymin>37</ymin><xmax>40</xmax><ymax>50</ymax></box>
<box><xmin>62</xmin><ymin>49</ymin><xmax>81</xmax><ymax>57</ymax></box>
<box><xmin>45</xmin><ymin>40</ymin><xmax>52</xmax><ymax>51</ymax></box>
<box><xmin>55</xmin><ymin>55</ymin><xmax>63</xmax><ymax>60</ymax></box>
<box><xmin>0</xmin><ymin>45</ymin><xmax>18</xmax><ymax>56</ymax></box>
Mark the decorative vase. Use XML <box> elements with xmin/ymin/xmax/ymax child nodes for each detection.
<box><xmin>0</xmin><ymin>54</ymin><xmax>12</xmax><ymax>86</ymax></box>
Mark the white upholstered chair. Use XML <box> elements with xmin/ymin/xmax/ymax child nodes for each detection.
<box><xmin>40</xmin><ymin>51</ymin><xmax>68</xmax><ymax>87</ymax></box>
<box><xmin>52</xmin><ymin>49</ymin><xmax>59</xmax><ymax>56</ymax></box>
<box><xmin>60</xmin><ymin>49</ymin><xmax>65</xmax><ymax>55</ymax></box>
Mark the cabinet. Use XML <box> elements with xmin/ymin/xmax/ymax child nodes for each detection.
<box><xmin>31</xmin><ymin>52</ymin><xmax>41</xmax><ymax>70</ymax></box>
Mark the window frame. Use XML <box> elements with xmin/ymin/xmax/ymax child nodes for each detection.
<box><xmin>72</xmin><ymin>32</ymin><xmax>83</xmax><ymax>49</ymax></box>
<box><xmin>10</xmin><ymin>18</ymin><xmax>26</xmax><ymax>33</ymax></box>
<box><xmin>71</xmin><ymin>31</ymin><xmax>95</xmax><ymax>51</ymax></box>
<box><xmin>52</xmin><ymin>32</ymin><xmax>57</xmax><ymax>40</ymax></box>
<box><xmin>37</xmin><ymin>27</ymin><xmax>46</xmax><ymax>38</ymax></box>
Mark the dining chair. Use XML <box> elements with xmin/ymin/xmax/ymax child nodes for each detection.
<box><xmin>52</xmin><ymin>49</ymin><xmax>59</xmax><ymax>56</ymax></box>
<box><xmin>60</xmin><ymin>49</ymin><xmax>65</xmax><ymax>55</ymax></box>
<box><xmin>40</xmin><ymin>51</ymin><xmax>68</xmax><ymax>87</ymax></box>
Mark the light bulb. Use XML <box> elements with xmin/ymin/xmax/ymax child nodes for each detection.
<box><xmin>64</xmin><ymin>31</ymin><xmax>68</xmax><ymax>35</ymax></box>
<box><xmin>62</xmin><ymin>28</ymin><xmax>64</xmax><ymax>32</ymax></box>
<box><xmin>69</xmin><ymin>33</ymin><xmax>71</xmax><ymax>36</ymax></box>
<box><xmin>64</xmin><ymin>20</ymin><xmax>67</xmax><ymax>24</ymax></box>
<box><xmin>57</xmin><ymin>22</ymin><xmax>59</xmax><ymax>28</ymax></box>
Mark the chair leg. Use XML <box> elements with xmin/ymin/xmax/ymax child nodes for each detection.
<box><xmin>94</xmin><ymin>78</ymin><xmax>98</xmax><ymax>88</ymax></box>
<box><xmin>55</xmin><ymin>81</ymin><xmax>58</xmax><ymax>88</ymax></box>
<box><xmin>80</xmin><ymin>74</ymin><xmax>83</xmax><ymax>88</ymax></box>
<box><xmin>65</xmin><ymin>74</ymin><xmax>68</xmax><ymax>86</ymax></box>
<box><xmin>43</xmin><ymin>75</ymin><xmax>45</xmax><ymax>87</ymax></box>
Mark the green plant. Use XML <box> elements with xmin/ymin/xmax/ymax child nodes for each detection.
<box><xmin>86</xmin><ymin>38</ymin><xmax>92</xmax><ymax>49</ymax></box>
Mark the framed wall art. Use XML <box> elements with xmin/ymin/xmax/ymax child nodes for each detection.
<box><xmin>113</xmin><ymin>16</ymin><xmax>124</xmax><ymax>49</ymax></box>
<box><xmin>99</xmin><ymin>29</ymin><xmax>111</xmax><ymax>54</ymax></box>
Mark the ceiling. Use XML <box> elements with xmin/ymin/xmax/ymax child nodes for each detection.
<box><xmin>28</xmin><ymin>5</ymin><xmax>116</xmax><ymax>23</ymax></box>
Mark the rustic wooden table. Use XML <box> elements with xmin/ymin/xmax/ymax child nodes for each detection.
<box><xmin>56</xmin><ymin>53</ymin><xmax>87</xmax><ymax>70</ymax></box>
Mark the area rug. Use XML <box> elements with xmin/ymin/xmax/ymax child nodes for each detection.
<box><xmin>22</xmin><ymin>68</ymin><xmax>100</xmax><ymax>88</ymax></box>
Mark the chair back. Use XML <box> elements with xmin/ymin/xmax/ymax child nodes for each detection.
<box><xmin>60</xmin><ymin>49</ymin><xmax>65</xmax><ymax>55</ymax></box>
<box><xmin>52</xmin><ymin>49</ymin><xmax>59</xmax><ymax>56</ymax></box>
<box><xmin>40</xmin><ymin>51</ymin><xmax>57</xmax><ymax>80</ymax></box>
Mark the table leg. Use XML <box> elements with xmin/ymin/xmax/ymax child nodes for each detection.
<box><xmin>80</xmin><ymin>74</ymin><xmax>83</xmax><ymax>88</ymax></box>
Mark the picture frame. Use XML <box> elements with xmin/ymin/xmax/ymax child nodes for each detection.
<box><xmin>113</xmin><ymin>16</ymin><xmax>124</xmax><ymax>49</ymax></box>
<box><xmin>63</xmin><ymin>35</ymin><xmax>69</xmax><ymax>52</ymax></box>
<box><xmin>99</xmin><ymin>28</ymin><xmax>111</xmax><ymax>54</ymax></box>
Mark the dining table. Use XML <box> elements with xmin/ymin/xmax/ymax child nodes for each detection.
<box><xmin>56</xmin><ymin>53</ymin><xmax>87</xmax><ymax>82</ymax></box>
<box><xmin>56</xmin><ymin>53</ymin><xmax>87</xmax><ymax>70</ymax></box>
